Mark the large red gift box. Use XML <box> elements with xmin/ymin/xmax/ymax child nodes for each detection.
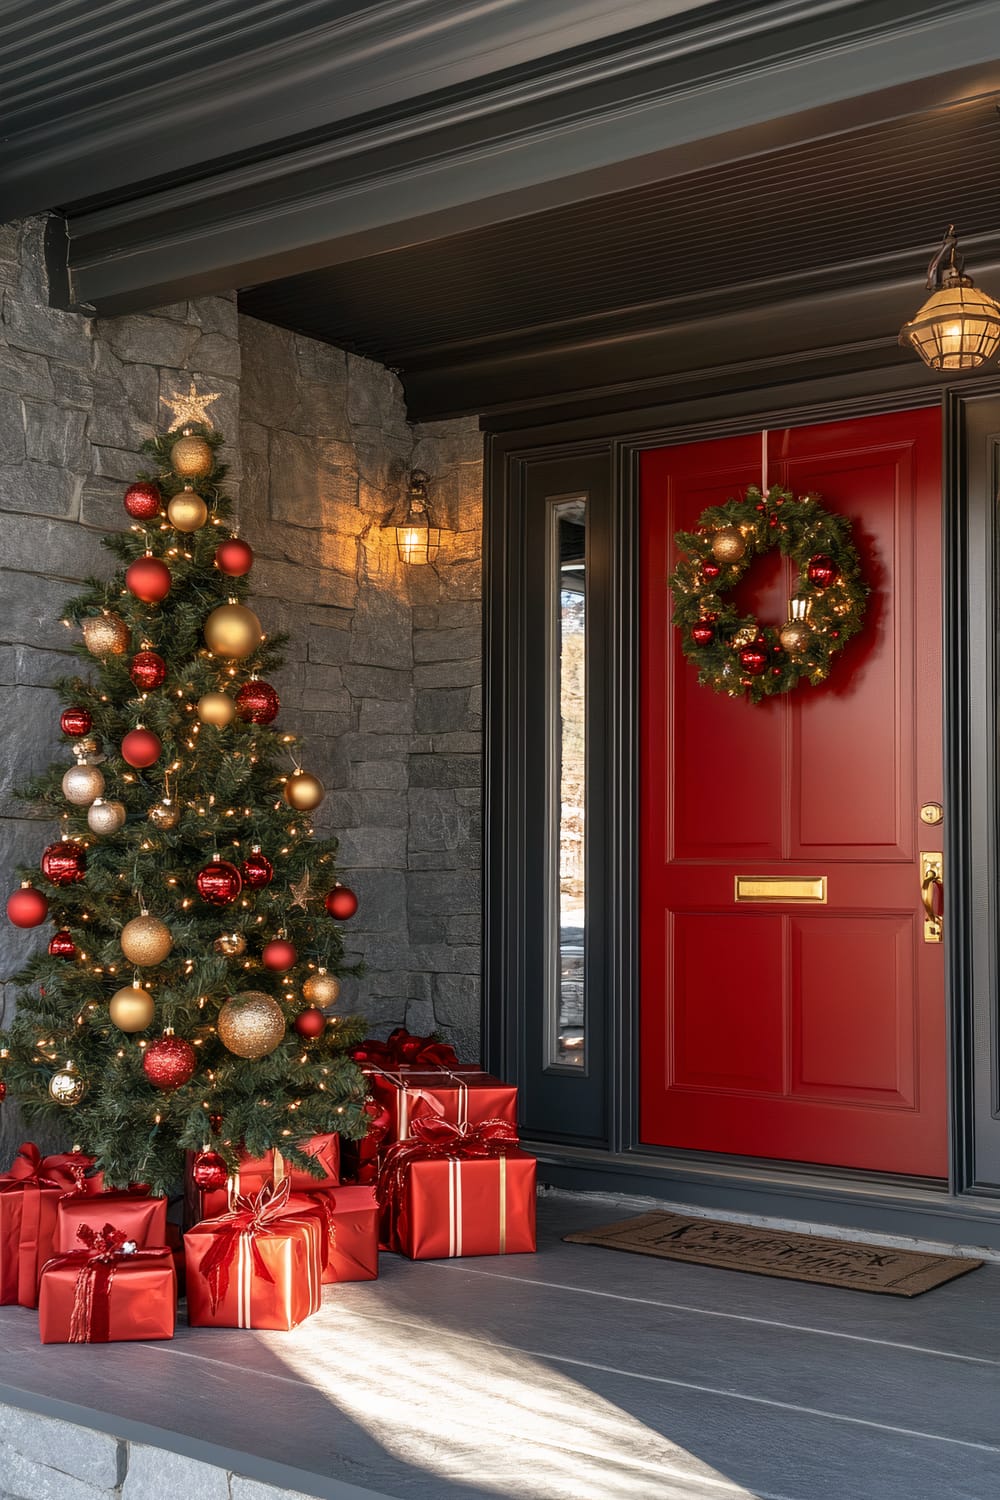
<box><xmin>185</xmin><ymin>1181</ymin><xmax>323</xmax><ymax>1330</ymax></box>
<box><xmin>38</xmin><ymin>1227</ymin><xmax>176</xmax><ymax>1343</ymax></box>
<box><xmin>379</xmin><ymin>1120</ymin><xmax>536</xmax><ymax>1260</ymax></box>
<box><xmin>55</xmin><ymin>1189</ymin><xmax>167</xmax><ymax>1255</ymax></box>
<box><xmin>296</xmin><ymin>1186</ymin><xmax>379</xmax><ymax>1283</ymax></box>
<box><xmin>366</xmin><ymin>1067</ymin><xmax>518</xmax><ymax>1146</ymax></box>
<box><xmin>0</xmin><ymin>1144</ymin><xmax>102</xmax><ymax>1308</ymax></box>
<box><xmin>184</xmin><ymin>1133</ymin><xmax>340</xmax><ymax>1226</ymax></box>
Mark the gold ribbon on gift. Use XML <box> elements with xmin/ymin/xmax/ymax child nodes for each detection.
<box><xmin>447</xmin><ymin>1149</ymin><xmax>508</xmax><ymax>1257</ymax></box>
<box><xmin>225</xmin><ymin>1148</ymin><xmax>287</xmax><ymax>1211</ymax></box>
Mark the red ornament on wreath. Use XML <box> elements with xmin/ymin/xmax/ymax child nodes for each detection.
<box><xmin>49</xmin><ymin>930</ymin><xmax>77</xmax><ymax>959</ymax></box>
<box><xmin>240</xmin><ymin>848</ymin><xmax>273</xmax><ymax>889</ymax></box>
<box><xmin>191</xmin><ymin>1149</ymin><xmax>229</xmax><ymax>1191</ymax></box>
<box><xmin>738</xmin><ymin>643</ymin><xmax>768</xmax><ymax>676</ymax></box>
<box><xmin>215</xmin><ymin>537</ymin><xmax>254</xmax><ymax>577</ymax></box>
<box><xmin>60</xmin><ymin>708</ymin><xmax>92</xmax><ymax>737</ymax></box>
<box><xmin>129</xmin><ymin>650</ymin><xmax>167</xmax><ymax>692</ymax></box>
<box><xmin>123</xmin><ymin>481</ymin><xmax>162</xmax><ymax>520</ymax></box>
<box><xmin>262</xmin><ymin>938</ymin><xmax>297</xmax><ymax>971</ymax></box>
<box><xmin>196</xmin><ymin>857</ymin><xmax>242</xmax><ymax>906</ymax></box>
<box><xmin>143</xmin><ymin>1033</ymin><xmax>196</xmax><ymax>1090</ymax></box>
<box><xmin>0</xmin><ymin>1081</ymin><xmax>6</xmax><ymax>1103</ymax></box>
<box><xmin>125</xmin><ymin>555</ymin><xmax>172</xmax><ymax>604</ymax></box>
<box><xmin>701</xmin><ymin>560</ymin><xmax>721</xmax><ymax>580</ymax></box>
<box><xmin>294</xmin><ymin>1008</ymin><xmax>326</xmax><ymax>1039</ymax></box>
<box><xmin>235</xmin><ymin>679</ymin><xmax>280</xmax><ymax>725</ymax></box>
<box><xmin>807</xmin><ymin>554</ymin><xmax>838</xmax><ymax>588</ymax></box>
<box><xmin>7</xmin><ymin>884</ymin><xmax>48</xmax><ymax>927</ymax></box>
<box><xmin>121</xmin><ymin>727</ymin><xmax>162</xmax><ymax>768</ymax></box>
<box><xmin>325</xmin><ymin>883</ymin><xmax>359</xmax><ymax>920</ymax></box>
<box><xmin>41</xmin><ymin>840</ymin><xmax>87</xmax><ymax>886</ymax></box>
<box><xmin>691</xmin><ymin>622</ymin><xmax>715</xmax><ymax>646</ymax></box>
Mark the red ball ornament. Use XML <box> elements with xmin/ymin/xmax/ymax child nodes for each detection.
<box><xmin>215</xmin><ymin>538</ymin><xmax>254</xmax><ymax>577</ymax></box>
<box><xmin>294</xmin><ymin>1008</ymin><xmax>327</xmax><ymax>1039</ymax></box>
<box><xmin>60</xmin><ymin>708</ymin><xmax>92</xmax><ymax>737</ymax></box>
<box><xmin>41</xmin><ymin>840</ymin><xmax>87</xmax><ymax>886</ymax></box>
<box><xmin>701</xmin><ymin>561</ymin><xmax>721</xmax><ymax>580</ymax></box>
<box><xmin>738</xmin><ymin>643</ymin><xmax>768</xmax><ymax>676</ymax></box>
<box><xmin>196</xmin><ymin>859</ymin><xmax>243</xmax><ymax>906</ymax></box>
<box><xmin>807</xmin><ymin>554</ymin><xmax>838</xmax><ymax>589</ymax></box>
<box><xmin>125</xmin><ymin>556</ymin><xmax>171</xmax><ymax>604</ymax></box>
<box><xmin>691</xmin><ymin>622</ymin><xmax>715</xmax><ymax>646</ymax></box>
<box><xmin>6</xmin><ymin>885</ymin><xmax>48</xmax><ymax>927</ymax></box>
<box><xmin>262</xmin><ymin>938</ymin><xmax>297</xmax><ymax>971</ymax></box>
<box><xmin>142</xmin><ymin>1034</ymin><xmax>196</xmax><ymax>1091</ymax></box>
<box><xmin>235</xmin><ymin>680</ymin><xmax>280</xmax><ymax>725</ymax></box>
<box><xmin>240</xmin><ymin>849</ymin><xmax>273</xmax><ymax>889</ymax></box>
<box><xmin>48</xmin><ymin>930</ymin><xmax>77</xmax><ymax>959</ymax></box>
<box><xmin>191</xmin><ymin>1149</ymin><xmax>229</xmax><ymax>1191</ymax></box>
<box><xmin>129</xmin><ymin>650</ymin><xmax>167</xmax><ymax>692</ymax></box>
<box><xmin>123</xmin><ymin>481</ymin><xmax>162</xmax><ymax>520</ymax></box>
<box><xmin>121</xmin><ymin>728</ymin><xmax>162</xmax><ymax>768</ymax></box>
<box><xmin>325</xmin><ymin>884</ymin><xmax>359</xmax><ymax>920</ymax></box>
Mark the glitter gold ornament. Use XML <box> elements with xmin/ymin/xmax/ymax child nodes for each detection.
<box><xmin>109</xmin><ymin>982</ymin><xmax>155</xmax><ymax>1033</ymax></box>
<box><xmin>213</xmin><ymin>931</ymin><xmax>247</xmax><ymax>957</ymax></box>
<box><xmin>778</xmin><ymin>619</ymin><xmax>811</xmax><ymax>653</ymax></box>
<box><xmin>121</xmin><ymin>911</ymin><xmax>173</xmax><ymax>966</ymax></box>
<box><xmin>711</xmin><ymin>526</ymin><xmax>747</xmax><ymax>563</ymax></box>
<box><xmin>149</xmin><ymin>796</ymin><xmax>180</xmax><ymax>829</ymax></box>
<box><xmin>49</xmin><ymin>1063</ymin><xmax>87</xmax><ymax>1106</ymax></box>
<box><xmin>62</xmin><ymin>761</ymin><xmax>105</xmax><ymax>806</ymax></box>
<box><xmin>87</xmin><ymin>798</ymin><xmax>127</xmax><ymax>835</ymax></box>
<box><xmin>283</xmin><ymin>769</ymin><xmax>324</xmax><ymax>811</ymax></box>
<box><xmin>82</xmin><ymin>613</ymin><xmax>130</xmax><ymax>658</ymax></box>
<box><xmin>302</xmin><ymin>968</ymin><xmax>340</xmax><ymax>1007</ymax></box>
<box><xmin>169</xmin><ymin>429</ymin><xmax>213</xmax><ymax>479</ymax></box>
<box><xmin>217</xmin><ymin>991</ymin><xmax>286</xmax><ymax>1059</ymax></box>
<box><xmin>203</xmin><ymin>602</ymin><xmax>262</xmax><ymax>660</ymax></box>
<box><xmin>167</xmin><ymin>484</ymin><xmax>209</xmax><ymax>533</ymax></box>
<box><xmin>197</xmin><ymin>691</ymin><xmax>236</xmax><ymax>727</ymax></box>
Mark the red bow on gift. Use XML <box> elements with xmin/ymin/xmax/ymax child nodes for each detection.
<box><xmin>350</xmin><ymin>1028</ymin><xmax>460</xmax><ymax>1070</ymax></box>
<box><xmin>376</xmin><ymin>1117</ymin><xmax>520</xmax><ymax>1219</ymax></box>
<box><xmin>0</xmin><ymin>1143</ymin><xmax>84</xmax><ymax>1195</ymax></box>
<box><xmin>198</xmin><ymin>1179</ymin><xmax>294</xmax><ymax>1313</ymax></box>
<box><xmin>46</xmin><ymin>1222</ymin><xmax>167</xmax><ymax>1343</ymax></box>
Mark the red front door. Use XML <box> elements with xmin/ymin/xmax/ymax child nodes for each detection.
<box><xmin>639</xmin><ymin>409</ymin><xmax>947</xmax><ymax>1178</ymax></box>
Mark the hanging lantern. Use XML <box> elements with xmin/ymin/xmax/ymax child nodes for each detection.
<box><xmin>394</xmin><ymin>471</ymin><xmax>440</xmax><ymax>565</ymax></box>
<box><xmin>899</xmin><ymin>225</ymin><xmax>1000</xmax><ymax>371</ymax></box>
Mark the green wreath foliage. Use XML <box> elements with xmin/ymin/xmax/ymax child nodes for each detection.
<box><xmin>668</xmin><ymin>485</ymin><xmax>869</xmax><ymax>704</ymax></box>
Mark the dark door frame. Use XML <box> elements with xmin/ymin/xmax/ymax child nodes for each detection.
<box><xmin>484</xmin><ymin>368</ymin><xmax>1000</xmax><ymax>1248</ymax></box>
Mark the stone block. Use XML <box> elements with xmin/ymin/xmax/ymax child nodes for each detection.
<box><xmin>96</xmin><ymin>313</ymin><xmax>198</xmax><ymax>367</ymax></box>
<box><xmin>0</xmin><ymin>684</ymin><xmax>61</xmax><ymax>814</ymax></box>
<box><xmin>348</xmin><ymin>587</ymin><xmax>412</xmax><ymax>670</ymax></box>
<box><xmin>122</xmin><ymin>1443</ymin><xmax>230</xmax><ymax>1500</ymax></box>
<box><xmin>0</xmin><ymin>1443</ymin><xmax>117</xmax><ymax>1500</ymax></box>
<box><xmin>432</xmin><ymin>731</ymin><xmax>482</xmax><ymax>754</ymax></box>
<box><xmin>0</xmin><ymin>570</ymin><xmax>79</xmax><ymax>649</ymax></box>
<box><xmin>291</xmin><ymin>379</ymin><xmax>352</xmax><ymax>442</ymax></box>
<box><xmin>146</xmin><ymin>300</ymin><xmax>189</xmax><ymax>321</ymax></box>
<box><xmin>231</xmin><ymin>1476</ymin><xmax>326</xmax><ymax>1500</ymax></box>
<box><xmin>409</xmin><ymin>943</ymin><xmax>481</xmax><ymax>973</ymax></box>
<box><xmin>190</xmin><ymin>330</ymin><xmax>241</xmax><ymax>379</ymax></box>
<box><xmin>92</xmin><ymin>446</ymin><xmax>146</xmax><ymax>481</ymax></box>
<box><xmin>337</xmin><ymin>869</ymin><xmax>406</xmax><ymax>933</ymax></box>
<box><xmin>413</xmin><ymin>658</ymin><xmax>481</xmax><ymax>690</ymax></box>
<box><xmin>0</xmin><ymin>345</ymin><xmax>53</xmax><ymax>400</ymax></box>
<box><xmin>239</xmin><ymin>314</ymin><xmax>300</xmax><ymax>428</ymax></box>
<box><xmin>80</xmin><ymin>477</ymin><xmax>131</xmax><ymax>534</ymax></box>
<box><xmin>358</xmin><ymin>697</ymin><xmax>413</xmax><ymax>734</ymax></box>
<box><xmin>0</xmin><ymin>389</ymin><xmax>25</xmax><ymax>464</ymax></box>
<box><xmin>0</xmin><ymin>1407</ymin><xmax>122</xmax><ymax>1489</ymax></box>
<box><xmin>23</xmin><ymin>400</ymin><xmax>88</xmax><ymax>468</ymax></box>
<box><xmin>0</xmin><ymin>461</ymin><xmax>82</xmax><ymax>519</ymax></box>
<box><xmin>3</xmin><ymin>293</ymin><xmax>91</xmax><ymax>366</ymax></box>
<box><xmin>408</xmin><ymin>753</ymin><xmax>480</xmax><ymax>789</ymax></box>
<box><xmin>408</xmin><ymin>870</ymin><xmax>480</xmax><ymax>916</ymax></box>
<box><xmin>436</xmin><ymin>559</ymin><xmax>483</xmax><ymax>601</ymax></box>
<box><xmin>294</xmin><ymin>334</ymin><xmax>347</xmax><ymax>385</ymax></box>
<box><xmin>49</xmin><ymin>360</ymin><xmax>96</xmax><ymax>410</ymax></box>
<box><xmin>436</xmin><ymin>1020</ymin><xmax>481</xmax><ymax>1064</ymax></box>
<box><xmin>341</xmin><ymin>663</ymin><xmax>410</xmax><ymax>701</ymax></box>
<box><xmin>447</xmin><ymin>912</ymin><xmax>482</xmax><ymax>943</ymax></box>
<box><xmin>405</xmin><ymin>997</ymin><xmax>437</xmax><ymax>1034</ymax></box>
<box><xmin>252</xmin><ymin>556</ymin><xmax>356</xmax><ymax>609</ymax></box>
<box><xmin>347</xmin><ymin>353</ymin><xmax>407</xmax><ymax>430</ymax></box>
<box><xmin>337</xmin><ymin>825</ymin><xmax>407</xmax><ymax>869</ymax></box>
<box><xmin>433</xmin><ymin>971</ymin><xmax>482</xmax><ymax>1027</ymax></box>
<box><xmin>408</xmin><ymin>789</ymin><xmax>470</xmax><ymax>852</ymax></box>
<box><xmin>269</xmin><ymin>429</ymin><xmax>359</xmax><ymax>525</ymax></box>
<box><xmin>353</xmin><ymin>759</ymin><xmax>408</xmax><ymax>789</ymax></box>
<box><xmin>415</xmin><ymin>687</ymin><xmax>471</xmax><ymax>734</ymax></box>
<box><xmin>412</xmin><ymin>625</ymin><xmax>480</xmax><ymax>664</ymax></box>
<box><xmin>189</xmin><ymin>295</ymin><xmax>239</xmax><ymax>339</ymax></box>
<box><xmin>0</xmin><ymin>643</ymin><xmax>78</xmax><ymax>686</ymax></box>
<box><xmin>364</xmin><ymin>970</ymin><xmax>431</xmax><ymax>1004</ymax></box>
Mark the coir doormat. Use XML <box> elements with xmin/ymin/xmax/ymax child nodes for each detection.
<box><xmin>564</xmin><ymin>1212</ymin><xmax>982</xmax><ymax>1296</ymax></box>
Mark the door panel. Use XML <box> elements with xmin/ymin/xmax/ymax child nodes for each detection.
<box><xmin>639</xmin><ymin>409</ymin><xmax>946</xmax><ymax>1177</ymax></box>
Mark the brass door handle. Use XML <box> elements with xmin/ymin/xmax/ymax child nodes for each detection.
<box><xmin>920</xmin><ymin>852</ymin><xmax>943</xmax><ymax>944</ymax></box>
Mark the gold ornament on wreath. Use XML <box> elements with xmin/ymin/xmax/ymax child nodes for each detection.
<box><xmin>668</xmin><ymin>485</ymin><xmax>868</xmax><ymax>704</ymax></box>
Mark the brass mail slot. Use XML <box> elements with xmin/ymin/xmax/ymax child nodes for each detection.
<box><xmin>735</xmin><ymin>876</ymin><xmax>827</xmax><ymax>903</ymax></box>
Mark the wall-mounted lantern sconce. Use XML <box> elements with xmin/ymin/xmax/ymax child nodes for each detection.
<box><xmin>395</xmin><ymin>471</ymin><xmax>440</xmax><ymax>564</ymax></box>
<box><xmin>899</xmin><ymin>224</ymin><xmax>1000</xmax><ymax>370</ymax></box>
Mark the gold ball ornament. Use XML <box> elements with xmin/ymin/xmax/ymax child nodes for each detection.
<box><xmin>778</xmin><ymin>619</ymin><xmax>812</xmax><ymax>654</ymax></box>
<box><xmin>170</xmin><ymin>430</ymin><xmax>213</xmax><ymax>480</ymax></box>
<box><xmin>217</xmin><ymin>991</ymin><xmax>286</xmax><ymax>1059</ymax></box>
<box><xmin>197</xmin><ymin>691</ymin><xmax>236</xmax><ymax>727</ymax></box>
<box><xmin>711</xmin><ymin>526</ymin><xmax>747</xmax><ymax>564</ymax></box>
<box><xmin>284</xmin><ymin>769</ymin><xmax>325</xmax><ymax>811</ymax></box>
<box><xmin>108</xmin><ymin>982</ymin><xmax>155</xmax><ymax>1032</ymax></box>
<box><xmin>121</xmin><ymin>911</ymin><xmax>173</xmax><ymax>966</ymax></box>
<box><xmin>62</xmin><ymin>762</ymin><xmax>105</xmax><ymax>806</ymax></box>
<box><xmin>213</xmin><ymin>930</ymin><xmax>247</xmax><ymax>957</ymax></box>
<box><xmin>87</xmin><ymin>798</ymin><xmax>127</xmax><ymax>835</ymax></box>
<box><xmin>167</xmin><ymin>485</ymin><xmax>209</xmax><ymax>533</ymax></box>
<box><xmin>148</xmin><ymin>796</ymin><xmax>180</xmax><ymax>829</ymax></box>
<box><xmin>82</xmin><ymin>613</ymin><xmax>130</xmax><ymax>658</ymax></box>
<box><xmin>204</xmin><ymin>603</ymin><xmax>263</xmax><ymax>660</ymax></box>
<box><xmin>302</xmin><ymin>968</ymin><xmax>340</xmax><ymax>1007</ymax></box>
<box><xmin>49</xmin><ymin>1063</ymin><xmax>87</xmax><ymax>1107</ymax></box>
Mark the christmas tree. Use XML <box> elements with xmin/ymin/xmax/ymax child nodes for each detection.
<box><xmin>1</xmin><ymin>388</ymin><xmax>370</xmax><ymax>1195</ymax></box>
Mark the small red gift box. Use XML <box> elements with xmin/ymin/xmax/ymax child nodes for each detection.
<box><xmin>184</xmin><ymin>1133</ymin><xmax>341</xmax><ymax>1226</ymax></box>
<box><xmin>55</xmin><ymin>1189</ymin><xmax>167</xmax><ymax>1255</ymax></box>
<box><xmin>367</xmin><ymin>1067</ymin><xmax>518</xmax><ymax>1147</ymax></box>
<box><xmin>38</xmin><ymin>1226</ymin><xmax>176</xmax><ymax>1344</ymax></box>
<box><xmin>185</xmin><ymin>1181</ymin><xmax>323</xmax><ymax>1330</ymax></box>
<box><xmin>379</xmin><ymin>1119</ymin><xmax>536</xmax><ymax>1260</ymax></box>
<box><xmin>292</xmin><ymin>1187</ymin><xmax>379</xmax><ymax>1283</ymax></box>
<box><xmin>0</xmin><ymin>1144</ymin><xmax>100</xmax><ymax>1308</ymax></box>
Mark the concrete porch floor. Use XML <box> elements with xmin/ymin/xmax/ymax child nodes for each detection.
<box><xmin>0</xmin><ymin>1192</ymin><xmax>998</xmax><ymax>1500</ymax></box>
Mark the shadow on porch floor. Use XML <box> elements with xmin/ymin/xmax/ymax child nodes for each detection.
<box><xmin>0</xmin><ymin>1191</ymin><xmax>997</xmax><ymax>1500</ymax></box>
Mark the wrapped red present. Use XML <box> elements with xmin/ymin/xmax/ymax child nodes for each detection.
<box><xmin>378</xmin><ymin>1118</ymin><xmax>536</xmax><ymax>1260</ymax></box>
<box><xmin>291</xmin><ymin>1186</ymin><xmax>379</xmax><ymax>1283</ymax></box>
<box><xmin>185</xmin><ymin>1180</ymin><xmax>323</xmax><ymax>1330</ymax></box>
<box><xmin>366</xmin><ymin>1066</ymin><xmax>518</xmax><ymax>1147</ymax></box>
<box><xmin>184</xmin><ymin>1132</ymin><xmax>341</xmax><ymax>1226</ymax></box>
<box><xmin>0</xmin><ymin>1144</ymin><xmax>101</xmax><ymax>1308</ymax></box>
<box><xmin>38</xmin><ymin>1224</ymin><xmax>176</xmax><ymax>1344</ymax></box>
<box><xmin>350</xmin><ymin>1027</ymin><xmax>461</xmax><ymax>1070</ymax></box>
<box><xmin>55</xmin><ymin>1188</ymin><xmax>167</xmax><ymax>1255</ymax></box>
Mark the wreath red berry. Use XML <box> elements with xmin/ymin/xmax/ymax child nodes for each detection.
<box><xmin>668</xmin><ymin>485</ymin><xmax>868</xmax><ymax>703</ymax></box>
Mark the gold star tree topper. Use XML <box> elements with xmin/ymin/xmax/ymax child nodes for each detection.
<box><xmin>160</xmin><ymin>381</ymin><xmax>221</xmax><ymax>431</ymax></box>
